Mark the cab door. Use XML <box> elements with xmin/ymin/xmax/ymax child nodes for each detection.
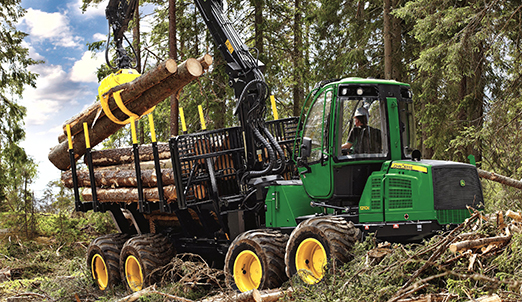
<box><xmin>299</xmin><ymin>88</ymin><xmax>334</xmax><ymax>198</ymax></box>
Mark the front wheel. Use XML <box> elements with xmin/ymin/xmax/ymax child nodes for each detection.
<box><xmin>224</xmin><ymin>229</ymin><xmax>288</xmax><ymax>292</ymax></box>
<box><xmin>119</xmin><ymin>234</ymin><xmax>175</xmax><ymax>292</ymax></box>
<box><xmin>285</xmin><ymin>216</ymin><xmax>359</xmax><ymax>284</ymax></box>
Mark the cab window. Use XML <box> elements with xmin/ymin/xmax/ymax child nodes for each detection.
<box><xmin>302</xmin><ymin>90</ymin><xmax>333</xmax><ymax>163</ymax></box>
<box><xmin>338</xmin><ymin>96</ymin><xmax>388</xmax><ymax>159</ymax></box>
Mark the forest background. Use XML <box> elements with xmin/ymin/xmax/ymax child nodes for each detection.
<box><xmin>0</xmin><ymin>0</ymin><xmax>521</xmax><ymax>241</ymax></box>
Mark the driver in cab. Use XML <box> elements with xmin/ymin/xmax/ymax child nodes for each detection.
<box><xmin>341</xmin><ymin>107</ymin><xmax>381</xmax><ymax>154</ymax></box>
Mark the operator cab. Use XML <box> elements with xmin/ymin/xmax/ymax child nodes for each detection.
<box><xmin>298</xmin><ymin>78</ymin><xmax>414</xmax><ymax>207</ymax></box>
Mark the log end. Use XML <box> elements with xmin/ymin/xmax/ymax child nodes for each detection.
<box><xmin>185</xmin><ymin>58</ymin><xmax>203</xmax><ymax>77</ymax></box>
<box><xmin>198</xmin><ymin>54</ymin><xmax>213</xmax><ymax>70</ymax></box>
<box><xmin>165</xmin><ymin>59</ymin><xmax>178</xmax><ymax>74</ymax></box>
<box><xmin>48</xmin><ymin>142</ymin><xmax>72</xmax><ymax>171</ymax></box>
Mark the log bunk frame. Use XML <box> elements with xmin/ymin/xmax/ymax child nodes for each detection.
<box><xmin>66</xmin><ymin>114</ymin><xmax>299</xmax><ymax>255</ymax></box>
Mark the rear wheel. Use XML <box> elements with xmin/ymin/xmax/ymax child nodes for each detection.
<box><xmin>224</xmin><ymin>229</ymin><xmax>288</xmax><ymax>292</ymax></box>
<box><xmin>119</xmin><ymin>234</ymin><xmax>175</xmax><ymax>292</ymax></box>
<box><xmin>87</xmin><ymin>233</ymin><xmax>130</xmax><ymax>291</ymax></box>
<box><xmin>285</xmin><ymin>216</ymin><xmax>359</xmax><ymax>284</ymax></box>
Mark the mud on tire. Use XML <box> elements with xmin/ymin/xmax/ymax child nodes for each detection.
<box><xmin>285</xmin><ymin>216</ymin><xmax>360</xmax><ymax>282</ymax></box>
<box><xmin>119</xmin><ymin>233</ymin><xmax>175</xmax><ymax>292</ymax></box>
<box><xmin>87</xmin><ymin>233</ymin><xmax>130</xmax><ymax>291</ymax></box>
<box><xmin>224</xmin><ymin>229</ymin><xmax>289</xmax><ymax>292</ymax></box>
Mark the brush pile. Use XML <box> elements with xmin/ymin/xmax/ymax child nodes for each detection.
<box><xmin>284</xmin><ymin>208</ymin><xmax>522</xmax><ymax>302</ymax></box>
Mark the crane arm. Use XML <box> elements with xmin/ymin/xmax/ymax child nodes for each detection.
<box><xmin>105</xmin><ymin>0</ymin><xmax>138</xmax><ymax>69</ymax></box>
<box><xmin>194</xmin><ymin>0</ymin><xmax>284</xmax><ymax>180</ymax></box>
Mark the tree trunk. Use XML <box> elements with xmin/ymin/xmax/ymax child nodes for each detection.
<box><xmin>292</xmin><ymin>0</ymin><xmax>304</xmax><ymax>117</ymax></box>
<box><xmin>87</xmin><ymin>143</ymin><xmax>170</xmax><ymax>166</ymax></box>
<box><xmin>169</xmin><ymin>0</ymin><xmax>179</xmax><ymax>137</ymax></box>
<box><xmin>82</xmin><ymin>185</ymin><xmax>178</xmax><ymax>202</ymax></box>
<box><xmin>49</xmin><ymin>58</ymin><xmax>204</xmax><ymax>171</ymax></box>
<box><xmin>133</xmin><ymin>1</ymin><xmax>141</xmax><ymax>73</ymax></box>
<box><xmin>449</xmin><ymin>235</ymin><xmax>511</xmax><ymax>253</ymax></box>
<box><xmin>391</xmin><ymin>0</ymin><xmax>402</xmax><ymax>81</ymax></box>
<box><xmin>61</xmin><ymin>168</ymin><xmax>175</xmax><ymax>188</ymax></box>
<box><xmin>477</xmin><ymin>168</ymin><xmax>522</xmax><ymax>190</ymax></box>
<box><xmin>383</xmin><ymin>0</ymin><xmax>392</xmax><ymax>80</ymax></box>
<box><xmin>253</xmin><ymin>0</ymin><xmax>264</xmax><ymax>56</ymax></box>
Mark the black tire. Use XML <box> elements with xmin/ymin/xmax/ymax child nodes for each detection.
<box><xmin>285</xmin><ymin>216</ymin><xmax>360</xmax><ymax>284</ymax></box>
<box><xmin>86</xmin><ymin>233</ymin><xmax>130</xmax><ymax>291</ymax></box>
<box><xmin>224</xmin><ymin>229</ymin><xmax>289</xmax><ymax>292</ymax></box>
<box><xmin>119</xmin><ymin>233</ymin><xmax>176</xmax><ymax>292</ymax></box>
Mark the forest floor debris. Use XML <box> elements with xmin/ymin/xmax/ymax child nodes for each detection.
<box><xmin>283</xmin><ymin>208</ymin><xmax>522</xmax><ymax>302</ymax></box>
<box><xmin>1</xmin><ymin>208</ymin><xmax>522</xmax><ymax>301</ymax></box>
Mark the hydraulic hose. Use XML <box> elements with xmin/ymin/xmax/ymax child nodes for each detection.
<box><xmin>242</xmin><ymin>125</ymin><xmax>276</xmax><ymax>182</ymax></box>
<box><xmin>263</xmin><ymin>126</ymin><xmax>286</xmax><ymax>174</ymax></box>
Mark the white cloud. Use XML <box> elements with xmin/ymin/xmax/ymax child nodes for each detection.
<box><xmin>70</xmin><ymin>51</ymin><xmax>105</xmax><ymax>83</ymax></box>
<box><xmin>20</xmin><ymin>64</ymin><xmax>86</xmax><ymax>126</ymax></box>
<box><xmin>70</xmin><ymin>0</ymin><xmax>108</xmax><ymax>18</ymax></box>
<box><xmin>93</xmin><ymin>33</ymin><xmax>107</xmax><ymax>41</ymax></box>
<box><xmin>22</xmin><ymin>41</ymin><xmax>45</xmax><ymax>61</ymax></box>
<box><xmin>21</xmin><ymin>8</ymin><xmax>82</xmax><ymax>48</ymax></box>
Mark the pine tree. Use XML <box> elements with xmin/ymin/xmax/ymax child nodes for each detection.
<box><xmin>0</xmin><ymin>0</ymin><xmax>40</xmax><ymax>211</ymax></box>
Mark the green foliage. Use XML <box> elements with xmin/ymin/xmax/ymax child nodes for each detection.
<box><xmin>0</xmin><ymin>0</ymin><xmax>41</xmax><ymax>214</ymax></box>
<box><xmin>493</xmin><ymin>233</ymin><xmax>522</xmax><ymax>281</ymax></box>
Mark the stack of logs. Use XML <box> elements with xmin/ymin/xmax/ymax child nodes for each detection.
<box><xmin>61</xmin><ymin>143</ymin><xmax>178</xmax><ymax>203</ymax></box>
<box><xmin>52</xmin><ymin>55</ymin><xmax>212</xmax><ymax>203</ymax></box>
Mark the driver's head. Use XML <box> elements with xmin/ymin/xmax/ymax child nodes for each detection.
<box><xmin>354</xmin><ymin>107</ymin><xmax>369</xmax><ymax>126</ymax></box>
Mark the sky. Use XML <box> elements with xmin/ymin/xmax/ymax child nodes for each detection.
<box><xmin>18</xmin><ymin>0</ymin><xmax>110</xmax><ymax>198</ymax></box>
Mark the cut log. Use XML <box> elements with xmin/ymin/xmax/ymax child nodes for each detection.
<box><xmin>465</xmin><ymin>294</ymin><xmax>501</xmax><ymax>302</ymax></box>
<box><xmin>199</xmin><ymin>289</ymin><xmax>261</xmax><ymax>302</ymax></box>
<box><xmin>88</xmin><ymin>143</ymin><xmax>170</xmax><ymax>167</ymax></box>
<box><xmin>449</xmin><ymin>235</ymin><xmax>511</xmax><ymax>253</ymax></box>
<box><xmin>94</xmin><ymin>159</ymin><xmax>173</xmax><ymax>171</ymax></box>
<box><xmin>197</xmin><ymin>54</ymin><xmax>213</xmax><ymax>70</ymax></box>
<box><xmin>257</xmin><ymin>288</ymin><xmax>293</xmax><ymax>302</ymax></box>
<box><xmin>116</xmin><ymin>285</ymin><xmax>157</xmax><ymax>302</ymax></box>
<box><xmin>506</xmin><ymin>209</ymin><xmax>522</xmax><ymax>222</ymax></box>
<box><xmin>49</xmin><ymin>57</ymin><xmax>205</xmax><ymax>171</ymax></box>
<box><xmin>58</xmin><ymin>59</ymin><xmax>178</xmax><ymax>143</ymax></box>
<box><xmin>81</xmin><ymin>185</ymin><xmax>177</xmax><ymax>202</ymax></box>
<box><xmin>477</xmin><ymin>168</ymin><xmax>522</xmax><ymax>190</ymax></box>
<box><xmin>61</xmin><ymin>168</ymin><xmax>174</xmax><ymax>188</ymax></box>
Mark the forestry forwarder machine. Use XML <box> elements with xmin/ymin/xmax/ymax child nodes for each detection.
<box><xmin>75</xmin><ymin>0</ymin><xmax>484</xmax><ymax>294</ymax></box>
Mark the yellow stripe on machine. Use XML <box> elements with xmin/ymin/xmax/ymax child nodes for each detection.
<box><xmin>225</xmin><ymin>39</ymin><xmax>234</xmax><ymax>54</ymax></box>
<box><xmin>198</xmin><ymin>105</ymin><xmax>206</xmax><ymax>130</ymax></box>
<box><xmin>66</xmin><ymin>124</ymin><xmax>73</xmax><ymax>150</ymax></box>
<box><xmin>180</xmin><ymin>107</ymin><xmax>187</xmax><ymax>132</ymax></box>
<box><xmin>390</xmin><ymin>162</ymin><xmax>428</xmax><ymax>174</ymax></box>
<box><xmin>148</xmin><ymin>114</ymin><xmax>157</xmax><ymax>143</ymax></box>
<box><xmin>83</xmin><ymin>122</ymin><xmax>91</xmax><ymax>149</ymax></box>
<box><xmin>270</xmin><ymin>95</ymin><xmax>278</xmax><ymax>120</ymax></box>
<box><xmin>130</xmin><ymin>117</ymin><xmax>138</xmax><ymax>144</ymax></box>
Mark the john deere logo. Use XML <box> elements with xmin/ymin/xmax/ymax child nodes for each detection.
<box><xmin>460</xmin><ymin>180</ymin><xmax>466</xmax><ymax>187</ymax></box>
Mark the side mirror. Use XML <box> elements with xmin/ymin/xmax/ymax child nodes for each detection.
<box><xmin>300</xmin><ymin>137</ymin><xmax>312</xmax><ymax>159</ymax></box>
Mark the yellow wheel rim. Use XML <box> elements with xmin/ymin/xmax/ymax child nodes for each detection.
<box><xmin>233</xmin><ymin>250</ymin><xmax>262</xmax><ymax>292</ymax></box>
<box><xmin>295</xmin><ymin>238</ymin><xmax>327</xmax><ymax>284</ymax></box>
<box><xmin>91</xmin><ymin>254</ymin><xmax>109</xmax><ymax>290</ymax></box>
<box><xmin>125</xmin><ymin>255</ymin><xmax>144</xmax><ymax>292</ymax></box>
